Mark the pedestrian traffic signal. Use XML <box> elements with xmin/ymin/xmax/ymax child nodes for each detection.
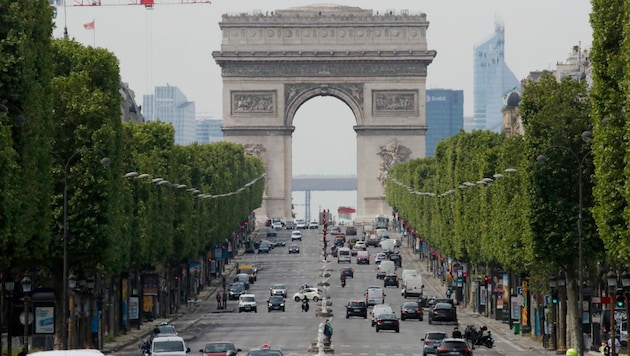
<box><xmin>617</xmin><ymin>290</ymin><xmax>625</xmax><ymax>308</ymax></box>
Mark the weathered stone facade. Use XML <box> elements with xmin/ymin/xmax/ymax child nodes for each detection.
<box><xmin>213</xmin><ymin>4</ymin><xmax>436</xmax><ymax>221</ymax></box>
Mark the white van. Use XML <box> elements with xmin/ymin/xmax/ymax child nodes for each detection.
<box><xmin>337</xmin><ymin>247</ymin><xmax>351</xmax><ymax>263</ymax></box>
<box><xmin>403</xmin><ymin>275</ymin><xmax>424</xmax><ymax>298</ymax></box>
<box><xmin>365</xmin><ymin>286</ymin><xmax>386</xmax><ymax>306</ymax></box>
<box><xmin>376</xmin><ymin>260</ymin><xmax>396</xmax><ymax>279</ymax></box>
<box><xmin>150</xmin><ymin>336</ymin><xmax>191</xmax><ymax>356</ymax></box>
<box><xmin>401</xmin><ymin>269</ymin><xmax>418</xmax><ymax>281</ymax></box>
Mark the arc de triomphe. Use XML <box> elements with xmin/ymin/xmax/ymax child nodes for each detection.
<box><xmin>212</xmin><ymin>4</ymin><xmax>436</xmax><ymax>222</ymax></box>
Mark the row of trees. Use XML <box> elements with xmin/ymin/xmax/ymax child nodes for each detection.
<box><xmin>0</xmin><ymin>0</ymin><xmax>264</xmax><ymax>348</ymax></box>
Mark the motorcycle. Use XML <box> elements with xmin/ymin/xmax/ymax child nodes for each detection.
<box><xmin>341</xmin><ymin>277</ymin><xmax>346</xmax><ymax>288</ymax></box>
<box><xmin>302</xmin><ymin>299</ymin><xmax>310</xmax><ymax>312</ymax></box>
<box><xmin>139</xmin><ymin>340</ymin><xmax>151</xmax><ymax>356</ymax></box>
<box><xmin>464</xmin><ymin>324</ymin><xmax>494</xmax><ymax>348</ymax></box>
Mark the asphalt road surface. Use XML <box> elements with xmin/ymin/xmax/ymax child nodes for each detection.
<box><xmin>114</xmin><ymin>228</ymin><xmax>546</xmax><ymax>356</ymax></box>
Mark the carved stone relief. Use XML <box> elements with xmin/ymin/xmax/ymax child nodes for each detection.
<box><xmin>243</xmin><ymin>143</ymin><xmax>269</xmax><ymax>193</ymax></box>
<box><xmin>377</xmin><ymin>140</ymin><xmax>412</xmax><ymax>187</ymax></box>
<box><xmin>372</xmin><ymin>90</ymin><xmax>418</xmax><ymax>115</ymax></box>
<box><xmin>231</xmin><ymin>91</ymin><xmax>277</xmax><ymax>115</ymax></box>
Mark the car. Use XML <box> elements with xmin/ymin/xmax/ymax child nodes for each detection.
<box><xmin>389</xmin><ymin>253</ymin><xmax>402</xmax><ymax>268</ymax></box>
<box><xmin>345</xmin><ymin>226</ymin><xmax>357</xmax><ymax>235</ymax></box>
<box><xmin>290</xmin><ymin>231</ymin><xmax>302</xmax><ymax>241</ymax></box>
<box><xmin>351</xmin><ymin>244</ymin><xmax>363</xmax><ymax>256</ymax></box>
<box><xmin>308</xmin><ymin>219</ymin><xmax>319</xmax><ymax>229</ymax></box>
<box><xmin>370</xmin><ymin>304</ymin><xmax>393</xmax><ymax>326</ymax></box>
<box><xmin>271</xmin><ymin>220</ymin><xmax>283</xmax><ymax>230</ymax></box>
<box><xmin>238</xmin><ymin>294</ymin><xmax>257</xmax><ymax>313</ymax></box>
<box><xmin>150</xmin><ymin>336</ymin><xmax>190</xmax><ymax>356</ymax></box>
<box><xmin>258</xmin><ymin>241</ymin><xmax>271</xmax><ymax>254</ymax></box>
<box><xmin>330</xmin><ymin>245</ymin><xmax>338</xmax><ymax>257</ymax></box>
<box><xmin>400</xmin><ymin>302</ymin><xmax>423</xmax><ymax>321</ymax></box>
<box><xmin>337</xmin><ymin>247</ymin><xmax>351</xmax><ymax>263</ymax></box>
<box><xmin>233</xmin><ymin>275</ymin><xmax>250</xmax><ymax>290</ymax></box>
<box><xmin>228</xmin><ymin>283</ymin><xmax>246</xmax><ymax>300</ymax></box>
<box><xmin>354</xmin><ymin>240</ymin><xmax>367</xmax><ymax>249</ymax></box>
<box><xmin>383</xmin><ymin>273</ymin><xmax>399</xmax><ymax>288</ymax></box>
<box><xmin>340</xmin><ymin>267</ymin><xmax>354</xmax><ymax>278</ymax></box>
<box><xmin>244</xmin><ymin>243</ymin><xmax>256</xmax><ymax>254</ymax></box>
<box><xmin>421</xmin><ymin>331</ymin><xmax>447</xmax><ymax>355</ymax></box>
<box><xmin>366</xmin><ymin>286</ymin><xmax>386</xmax><ymax>306</ymax></box>
<box><xmin>284</xmin><ymin>221</ymin><xmax>295</xmax><ymax>230</ymax></box>
<box><xmin>375</xmin><ymin>252</ymin><xmax>387</xmax><ymax>264</ymax></box>
<box><xmin>275</xmin><ymin>238</ymin><xmax>286</xmax><ymax>247</ymax></box>
<box><xmin>269</xmin><ymin>284</ymin><xmax>287</xmax><ymax>298</ymax></box>
<box><xmin>288</xmin><ymin>244</ymin><xmax>300</xmax><ymax>254</ymax></box>
<box><xmin>345</xmin><ymin>300</ymin><xmax>367</xmax><ymax>319</ymax></box>
<box><xmin>334</xmin><ymin>237</ymin><xmax>345</xmax><ymax>247</ymax></box>
<box><xmin>375</xmin><ymin>313</ymin><xmax>400</xmax><ymax>333</ymax></box>
<box><xmin>330</xmin><ymin>226</ymin><xmax>342</xmax><ymax>235</ymax></box>
<box><xmin>246</xmin><ymin>344</ymin><xmax>283</xmax><ymax>356</ymax></box>
<box><xmin>266</xmin><ymin>229</ymin><xmax>277</xmax><ymax>237</ymax></box>
<box><xmin>356</xmin><ymin>250</ymin><xmax>370</xmax><ymax>264</ymax></box>
<box><xmin>150</xmin><ymin>323</ymin><xmax>177</xmax><ymax>342</ymax></box>
<box><xmin>267</xmin><ymin>295</ymin><xmax>286</xmax><ymax>312</ymax></box>
<box><xmin>293</xmin><ymin>287</ymin><xmax>322</xmax><ymax>302</ymax></box>
<box><xmin>295</xmin><ymin>219</ymin><xmax>307</xmax><ymax>229</ymax></box>
<box><xmin>435</xmin><ymin>338</ymin><xmax>473</xmax><ymax>355</ymax></box>
<box><xmin>428</xmin><ymin>303</ymin><xmax>458</xmax><ymax>325</ymax></box>
<box><xmin>199</xmin><ymin>342</ymin><xmax>241</xmax><ymax>356</ymax></box>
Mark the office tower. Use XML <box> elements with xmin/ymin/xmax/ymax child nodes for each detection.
<box><xmin>473</xmin><ymin>22</ymin><xmax>521</xmax><ymax>133</ymax></box>
<box><xmin>143</xmin><ymin>85</ymin><xmax>196</xmax><ymax>145</ymax></box>
<box><xmin>425</xmin><ymin>89</ymin><xmax>464</xmax><ymax>156</ymax></box>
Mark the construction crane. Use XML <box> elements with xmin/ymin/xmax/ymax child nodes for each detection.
<box><xmin>72</xmin><ymin>0</ymin><xmax>211</xmax><ymax>9</ymax></box>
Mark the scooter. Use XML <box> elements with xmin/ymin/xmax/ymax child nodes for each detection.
<box><xmin>464</xmin><ymin>325</ymin><xmax>494</xmax><ymax>348</ymax></box>
<box><xmin>139</xmin><ymin>340</ymin><xmax>150</xmax><ymax>356</ymax></box>
<box><xmin>341</xmin><ymin>277</ymin><xmax>346</xmax><ymax>288</ymax></box>
<box><xmin>302</xmin><ymin>299</ymin><xmax>310</xmax><ymax>312</ymax></box>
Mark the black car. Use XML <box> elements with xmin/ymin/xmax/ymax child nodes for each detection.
<box><xmin>275</xmin><ymin>238</ymin><xmax>286</xmax><ymax>247</ymax></box>
<box><xmin>435</xmin><ymin>338</ymin><xmax>472</xmax><ymax>355</ymax></box>
<box><xmin>258</xmin><ymin>241</ymin><xmax>271</xmax><ymax>254</ymax></box>
<box><xmin>375</xmin><ymin>313</ymin><xmax>400</xmax><ymax>333</ymax></box>
<box><xmin>345</xmin><ymin>300</ymin><xmax>367</xmax><ymax>319</ymax></box>
<box><xmin>428</xmin><ymin>303</ymin><xmax>458</xmax><ymax>325</ymax></box>
<box><xmin>288</xmin><ymin>244</ymin><xmax>300</xmax><ymax>254</ymax></box>
<box><xmin>389</xmin><ymin>254</ymin><xmax>402</xmax><ymax>268</ymax></box>
<box><xmin>383</xmin><ymin>273</ymin><xmax>399</xmax><ymax>288</ymax></box>
<box><xmin>245</xmin><ymin>242</ymin><xmax>256</xmax><ymax>254</ymax></box>
<box><xmin>266</xmin><ymin>229</ymin><xmax>277</xmax><ymax>237</ymax></box>
<box><xmin>284</xmin><ymin>221</ymin><xmax>295</xmax><ymax>230</ymax></box>
<box><xmin>345</xmin><ymin>226</ymin><xmax>357</xmax><ymax>235</ymax></box>
<box><xmin>330</xmin><ymin>245</ymin><xmax>338</xmax><ymax>257</ymax></box>
<box><xmin>267</xmin><ymin>295</ymin><xmax>285</xmax><ymax>312</ymax></box>
<box><xmin>229</xmin><ymin>283</ymin><xmax>246</xmax><ymax>300</ymax></box>
<box><xmin>340</xmin><ymin>267</ymin><xmax>354</xmax><ymax>278</ymax></box>
<box><xmin>400</xmin><ymin>302</ymin><xmax>423</xmax><ymax>321</ymax></box>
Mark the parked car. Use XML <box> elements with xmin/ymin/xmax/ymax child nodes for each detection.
<box><xmin>199</xmin><ymin>342</ymin><xmax>241</xmax><ymax>356</ymax></box>
<box><xmin>374</xmin><ymin>313</ymin><xmax>400</xmax><ymax>333</ymax></box>
<box><xmin>435</xmin><ymin>338</ymin><xmax>473</xmax><ymax>355</ymax></box>
<box><xmin>400</xmin><ymin>302</ymin><xmax>423</xmax><ymax>321</ymax></box>
<box><xmin>421</xmin><ymin>331</ymin><xmax>447</xmax><ymax>355</ymax></box>
<box><xmin>428</xmin><ymin>303</ymin><xmax>458</xmax><ymax>325</ymax></box>
<box><xmin>345</xmin><ymin>300</ymin><xmax>367</xmax><ymax>319</ymax></box>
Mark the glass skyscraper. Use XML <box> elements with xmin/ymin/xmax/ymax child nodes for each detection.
<box><xmin>143</xmin><ymin>85</ymin><xmax>197</xmax><ymax>145</ymax></box>
<box><xmin>473</xmin><ymin>22</ymin><xmax>521</xmax><ymax>133</ymax></box>
<box><xmin>426</xmin><ymin>89</ymin><xmax>464</xmax><ymax>157</ymax></box>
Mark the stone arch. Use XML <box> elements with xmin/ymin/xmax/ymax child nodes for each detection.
<box><xmin>213</xmin><ymin>4</ymin><xmax>436</xmax><ymax>222</ymax></box>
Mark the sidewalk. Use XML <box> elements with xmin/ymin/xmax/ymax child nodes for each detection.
<box><xmin>101</xmin><ymin>252</ymin><xmax>242</xmax><ymax>354</ymax></box>
<box><xmin>395</xmin><ymin>235</ymin><xmax>599</xmax><ymax>355</ymax></box>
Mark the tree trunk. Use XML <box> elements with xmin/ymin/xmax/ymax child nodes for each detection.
<box><xmin>565</xmin><ymin>270</ymin><xmax>582</xmax><ymax>352</ymax></box>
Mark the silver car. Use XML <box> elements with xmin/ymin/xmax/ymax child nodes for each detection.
<box><xmin>421</xmin><ymin>331</ymin><xmax>447</xmax><ymax>355</ymax></box>
<box><xmin>269</xmin><ymin>283</ymin><xmax>287</xmax><ymax>298</ymax></box>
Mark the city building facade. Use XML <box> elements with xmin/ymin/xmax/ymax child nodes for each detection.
<box><xmin>196</xmin><ymin>118</ymin><xmax>224</xmax><ymax>144</ymax></box>
<box><xmin>143</xmin><ymin>85</ymin><xmax>196</xmax><ymax>145</ymax></box>
<box><xmin>425</xmin><ymin>89</ymin><xmax>463</xmax><ymax>156</ymax></box>
<box><xmin>472</xmin><ymin>22</ymin><xmax>521</xmax><ymax>133</ymax></box>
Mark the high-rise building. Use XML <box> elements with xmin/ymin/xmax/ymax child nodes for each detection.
<box><xmin>143</xmin><ymin>85</ymin><xmax>196</xmax><ymax>145</ymax></box>
<box><xmin>425</xmin><ymin>89</ymin><xmax>464</xmax><ymax>156</ymax></box>
<box><xmin>472</xmin><ymin>22</ymin><xmax>521</xmax><ymax>133</ymax></box>
<box><xmin>196</xmin><ymin>117</ymin><xmax>224</xmax><ymax>144</ymax></box>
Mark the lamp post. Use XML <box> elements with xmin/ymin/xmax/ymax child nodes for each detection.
<box><xmin>53</xmin><ymin>150</ymin><xmax>110</xmax><ymax>349</ymax></box>
<box><xmin>621</xmin><ymin>270</ymin><xmax>630</xmax><ymax>356</ymax></box>
<box><xmin>537</xmin><ymin>131</ymin><xmax>592</xmax><ymax>356</ymax></box>
<box><xmin>5</xmin><ymin>277</ymin><xmax>15</xmax><ymax>356</ymax></box>
<box><xmin>607</xmin><ymin>270</ymin><xmax>617</xmax><ymax>356</ymax></box>
<box><xmin>21</xmin><ymin>275</ymin><xmax>32</xmax><ymax>354</ymax></box>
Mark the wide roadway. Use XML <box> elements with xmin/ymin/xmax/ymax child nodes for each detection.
<box><xmin>115</xmin><ymin>228</ymin><xmax>540</xmax><ymax>356</ymax></box>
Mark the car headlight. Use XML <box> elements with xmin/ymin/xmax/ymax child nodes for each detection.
<box><xmin>280</xmin><ymin>303</ymin><xmax>285</xmax><ymax>306</ymax></box>
<box><xmin>268</xmin><ymin>303</ymin><xmax>272</xmax><ymax>307</ymax></box>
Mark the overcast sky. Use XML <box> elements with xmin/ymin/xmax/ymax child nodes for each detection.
<box><xmin>53</xmin><ymin>0</ymin><xmax>594</xmax><ymax>177</ymax></box>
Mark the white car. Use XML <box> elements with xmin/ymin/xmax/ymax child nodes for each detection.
<box><xmin>291</xmin><ymin>231</ymin><xmax>302</xmax><ymax>241</ymax></box>
<box><xmin>238</xmin><ymin>294</ymin><xmax>257</xmax><ymax>313</ymax></box>
<box><xmin>295</xmin><ymin>219</ymin><xmax>307</xmax><ymax>229</ymax></box>
<box><xmin>293</xmin><ymin>287</ymin><xmax>322</xmax><ymax>302</ymax></box>
<box><xmin>269</xmin><ymin>283</ymin><xmax>288</xmax><ymax>298</ymax></box>
<box><xmin>355</xmin><ymin>241</ymin><xmax>367</xmax><ymax>249</ymax></box>
<box><xmin>271</xmin><ymin>221</ymin><xmax>283</xmax><ymax>230</ymax></box>
<box><xmin>308</xmin><ymin>219</ymin><xmax>319</xmax><ymax>229</ymax></box>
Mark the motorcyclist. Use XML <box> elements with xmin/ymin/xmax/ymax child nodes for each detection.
<box><xmin>139</xmin><ymin>340</ymin><xmax>151</xmax><ymax>355</ymax></box>
<box><xmin>340</xmin><ymin>274</ymin><xmax>346</xmax><ymax>287</ymax></box>
<box><xmin>302</xmin><ymin>296</ymin><xmax>309</xmax><ymax>312</ymax></box>
<box><xmin>452</xmin><ymin>326</ymin><xmax>462</xmax><ymax>339</ymax></box>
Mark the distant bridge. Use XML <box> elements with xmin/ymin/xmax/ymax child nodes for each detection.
<box><xmin>292</xmin><ymin>175</ymin><xmax>357</xmax><ymax>191</ymax></box>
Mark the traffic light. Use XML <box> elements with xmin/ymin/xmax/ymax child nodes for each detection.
<box><xmin>617</xmin><ymin>290</ymin><xmax>625</xmax><ymax>308</ymax></box>
<box><xmin>481</xmin><ymin>276</ymin><xmax>489</xmax><ymax>287</ymax></box>
<box><xmin>551</xmin><ymin>291</ymin><xmax>558</xmax><ymax>304</ymax></box>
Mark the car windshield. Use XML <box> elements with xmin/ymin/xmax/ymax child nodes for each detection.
<box><xmin>426</xmin><ymin>332</ymin><xmax>446</xmax><ymax>340</ymax></box>
<box><xmin>435</xmin><ymin>303</ymin><xmax>453</xmax><ymax>310</ymax></box>
<box><xmin>443</xmin><ymin>340</ymin><xmax>467</xmax><ymax>348</ymax></box>
<box><xmin>247</xmin><ymin>351</ymin><xmax>283</xmax><ymax>356</ymax></box>
<box><xmin>273</xmin><ymin>284</ymin><xmax>286</xmax><ymax>289</ymax></box>
<box><xmin>204</xmin><ymin>343</ymin><xmax>235</xmax><ymax>352</ymax></box>
<box><xmin>290</xmin><ymin>245</ymin><xmax>298</xmax><ymax>248</ymax></box>
<box><xmin>378</xmin><ymin>313</ymin><xmax>397</xmax><ymax>320</ymax></box>
<box><xmin>153</xmin><ymin>341</ymin><xmax>184</xmax><ymax>352</ymax></box>
<box><xmin>154</xmin><ymin>325</ymin><xmax>176</xmax><ymax>334</ymax></box>
<box><xmin>231</xmin><ymin>284</ymin><xmax>244</xmax><ymax>291</ymax></box>
<box><xmin>241</xmin><ymin>296</ymin><xmax>255</xmax><ymax>302</ymax></box>
<box><xmin>269</xmin><ymin>296</ymin><xmax>284</xmax><ymax>303</ymax></box>
<box><xmin>349</xmin><ymin>302</ymin><xmax>365</xmax><ymax>308</ymax></box>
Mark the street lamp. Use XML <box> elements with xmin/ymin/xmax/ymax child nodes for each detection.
<box><xmin>53</xmin><ymin>150</ymin><xmax>110</xmax><ymax>350</ymax></box>
<box><xmin>21</xmin><ymin>275</ymin><xmax>32</xmax><ymax>354</ymax></box>
<box><xmin>537</xmin><ymin>131</ymin><xmax>592</xmax><ymax>356</ymax></box>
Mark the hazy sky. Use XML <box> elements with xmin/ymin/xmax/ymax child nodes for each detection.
<box><xmin>53</xmin><ymin>0</ymin><xmax>594</xmax><ymax>177</ymax></box>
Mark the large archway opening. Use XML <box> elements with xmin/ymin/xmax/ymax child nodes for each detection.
<box><xmin>292</xmin><ymin>96</ymin><xmax>357</xmax><ymax>223</ymax></box>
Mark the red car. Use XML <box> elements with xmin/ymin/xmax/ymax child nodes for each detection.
<box><xmin>199</xmin><ymin>342</ymin><xmax>241</xmax><ymax>356</ymax></box>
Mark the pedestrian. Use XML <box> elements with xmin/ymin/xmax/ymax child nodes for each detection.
<box><xmin>446</xmin><ymin>288</ymin><xmax>452</xmax><ymax>299</ymax></box>
<box><xmin>599</xmin><ymin>341</ymin><xmax>609</xmax><ymax>356</ymax></box>
<box><xmin>222</xmin><ymin>290</ymin><xmax>228</xmax><ymax>309</ymax></box>
<box><xmin>608</xmin><ymin>337</ymin><xmax>621</xmax><ymax>355</ymax></box>
<box><xmin>323</xmin><ymin>319</ymin><xmax>333</xmax><ymax>343</ymax></box>
<box><xmin>216</xmin><ymin>292</ymin><xmax>222</xmax><ymax>309</ymax></box>
<box><xmin>566</xmin><ymin>349</ymin><xmax>578</xmax><ymax>356</ymax></box>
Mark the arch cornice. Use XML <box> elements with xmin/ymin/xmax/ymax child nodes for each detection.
<box><xmin>285</xmin><ymin>83</ymin><xmax>364</xmax><ymax>126</ymax></box>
